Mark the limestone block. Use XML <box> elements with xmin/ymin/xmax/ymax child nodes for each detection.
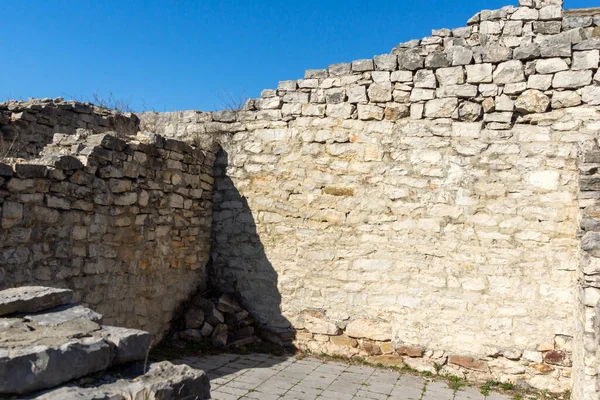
<box><xmin>424</xmin><ymin>98</ymin><xmax>458</xmax><ymax>118</ymax></box>
<box><xmin>535</xmin><ymin>58</ymin><xmax>568</xmax><ymax>74</ymax></box>
<box><xmin>368</xmin><ymin>82</ymin><xmax>392</xmax><ymax>102</ymax></box>
<box><xmin>540</xmin><ymin>36</ymin><xmax>572</xmax><ymax>58</ymax></box>
<box><xmin>414</xmin><ymin>70</ymin><xmax>437</xmax><ymax>89</ymax></box>
<box><xmin>435</xmin><ymin>67</ymin><xmax>465</xmax><ymax>85</ymax></box>
<box><xmin>425</xmin><ymin>52</ymin><xmax>452</xmax><ymax>69</ymax></box>
<box><xmin>511</xmin><ymin>7</ymin><xmax>539</xmax><ymax>20</ymax></box>
<box><xmin>357</xmin><ymin>104</ymin><xmax>384</xmax><ymax>120</ymax></box>
<box><xmin>514</xmin><ymin>89</ymin><xmax>550</xmax><ymax>113</ymax></box>
<box><xmin>345</xmin><ymin>318</ymin><xmax>391</xmax><ymax>341</ymax></box>
<box><xmin>391</xmin><ymin>70</ymin><xmax>413</xmax><ymax>82</ymax></box>
<box><xmin>397</xmin><ymin>49</ymin><xmax>424</xmax><ymax>71</ymax></box>
<box><xmin>326</xmin><ymin>104</ymin><xmax>354</xmax><ymax>119</ymax></box>
<box><xmin>374</xmin><ymin>54</ymin><xmax>397</xmax><ymax>71</ymax></box>
<box><xmin>102</xmin><ymin>326</ymin><xmax>152</xmax><ymax>365</ymax></box>
<box><xmin>495</xmin><ymin>95</ymin><xmax>514</xmax><ymax>112</ymax></box>
<box><xmin>371</xmin><ymin>71</ymin><xmax>390</xmax><ymax>83</ymax></box>
<box><xmin>466</xmin><ymin>64</ymin><xmax>493</xmax><ymax>83</ymax></box>
<box><xmin>410</xmin><ymin>88</ymin><xmax>435</xmax><ymax>102</ymax></box>
<box><xmin>458</xmin><ymin>102</ymin><xmax>482</xmax><ymax>121</ymax></box>
<box><xmin>581</xmin><ymin>85</ymin><xmax>600</xmax><ymax>106</ymax></box>
<box><xmin>0</xmin><ymin>337</ymin><xmax>112</xmax><ymax>394</ymax></box>
<box><xmin>352</xmin><ymin>59</ymin><xmax>374</xmax><ymax>72</ymax></box>
<box><xmin>551</xmin><ymin>90</ymin><xmax>581</xmax><ymax>108</ymax></box>
<box><xmin>552</xmin><ymin>70</ymin><xmax>593</xmax><ymax>89</ymax></box>
<box><xmin>528</xmin><ymin>170</ymin><xmax>559</xmax><ymax>190</ymax></box>
<box><xmin>482</xmin><ymin>44</ymin><xmax>512</xmax><ymax>63</ymax></box>
<box><xmin>325</xmin><ymin>88</ymin><xmax>346</xmax><ymax>104</ymax></box>
<box><xmin>514</xmin><ymin>43</ymin><xmax>541</xmax><ymax>60</ymax></box>
<box><xmin>573</xmin><ymin>50</ymin><xmax>600</xmax><ymax>71</ymax></box>
<box><xmin>347</xmin><ymin>85</ymin><xmax>368</xmax><ymax>104</ymax></box>
<box><xmin>538</xmin><ymin>5</ymin><xmax>561</xmax><ymax>20</ymax></box>
<box><xmin>0</xmin><ymin>287</ymin><xmax>73</xmax><ymax>316</ymax></box>
<box><xmin>328</xmin><ymin>63</ymin><xmax>351</xmax><ymax>76</ymax></box>
<box><xmin>493</xmin><ymin>60</ymin><xmax>525</xmax><ymax>84</ymax></box>
<box><xmin>23</xmin><ymin>304</ymin><xmax>102</xmax><ymax>326</ymax></box>
<box><xmin>448</xmin><ymin>355</ymin><xmax>489</xmax><ymax>372</ymax></box>
<box><xmin>448</xmin><ymin>46</ymin><xmax>473</xmax><ymax>66</ymax></box>
<box><xmin>527</xmin><ymin>74</ymin><xmax>552</xmax><ymax>90</ymax></box>
<box><xmin>436</xmin><ymin>84</ymin><xmax>478</xmax><ymax>98</ymax></box>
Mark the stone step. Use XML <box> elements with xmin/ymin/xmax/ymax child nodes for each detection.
<box><xmin>100</xmin><ymin>326</ymin><xmax>152</xmax><ymax>365</ymax></box>
<box><xmin>0</xmin><ymin>287</ymin><xmax>73</xmax><ymax>316</ymax></box>
<box><xmin>21</xmin><ymin>304</ymin><xmax>103</xmax><ymax>326</ymax></box>
<box><xmin>29</xmin><ymin>362</ymin><xmax>210</xmax><ymax>400</ymax></box>
<box><xmin>0</xmin><ymin>337</ymin><xmax>113</xmax><ymax>395</ymax></box>
<box><xmin>0</xmin><ymin>315</ymin><xmax>151</xmax><ymax>394</ymax></box>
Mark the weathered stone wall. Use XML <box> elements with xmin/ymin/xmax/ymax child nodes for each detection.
<box><xmin>0</xmin><ymin>130</ymin><xmax>216</xmax><ymax>339</ymax></box>
<box><xmin>0</xmin><ymin>98</ymin><xmax>139</xmax><ymax>159</ymax></box>
<box><xmin>138</xmin><ymin>0</ymin><xmax>600</xmax><ymax>396</ymax></box>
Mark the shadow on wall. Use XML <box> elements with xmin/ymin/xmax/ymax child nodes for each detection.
<box><xmin>210</xmin><ymin>147</ymin><xmax>295</xmax><ymax>344</ymax></box>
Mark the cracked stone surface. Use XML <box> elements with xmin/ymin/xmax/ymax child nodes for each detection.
<box><xmin>173</xmin><ymin>354</ymin><xmax>511</xmax><ymax>400</ymax></box>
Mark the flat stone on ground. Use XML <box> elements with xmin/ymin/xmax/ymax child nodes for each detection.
<box><xmin>0</xmin><ymin>287</ymin><xmax>73</xmax><ymax>316</ymax></box>
<box><xmin>21</xmin><ymin>304</ymin><xmax>103</xmax><ymax>326</ymax></box>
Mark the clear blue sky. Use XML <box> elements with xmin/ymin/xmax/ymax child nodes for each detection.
<box><xmin>0</xmin><ymin>0</ymin><xmax>595</xmax><ymax>112</ymax></box>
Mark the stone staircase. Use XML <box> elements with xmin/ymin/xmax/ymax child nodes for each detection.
<box><xmin>0</xmin><ymin>286</ymin><xmax>210</xmax><ymax>399</ymax></box>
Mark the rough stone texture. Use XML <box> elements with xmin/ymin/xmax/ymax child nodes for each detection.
<box><xmin>0</xmin><ymin>336</ymin><xmax>112</xmax><ymax>394</ymax></box>
<box><xmin>0</xmin><ymin>98</ymin><xmax>139</xmax><ymax>159</ymax></box>
<box><xmin>0</xmin><ymin>286</ymin><xmax>73</xmax><ymax>316</ymax></box>
<box><xmin>0</xmin><ymin>286</ymin><xmax>169</xmax><ymax>397</ymax></box>
<box><xmin>101</xmin><ymin>326</ymin><xmax>152</xmax><ymax>365</ymax></box>
<box><xmin>22</xmin><ymin>304</ymin><xmax>103</xmax><ymax>326</ymax></box>
<box><xmin>32</xmin><ymin>362</ymin><xmax>210</xmax><ymax>400</ymax></box>
<box><xmin>8</xmin><ymin>0</ymin><xmax>600</xmax><ymax>398</ymax></box>
<box><xmin>0</xmin><ymin>130</ymin><xmax>216</xmax><ymax>340</ymax></box>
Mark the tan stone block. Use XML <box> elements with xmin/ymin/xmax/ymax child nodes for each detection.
<box><xmin>300</xmin><ymin>311</ymin><xmax>340</xmax><ymax>335</ymax></box>
<box><xmin>396</xmin><ymin>345</ymin><xmax>424</xmax><ymax>357</ymax></box>
<box><xmin>314</xmin><ymin>334</ymin><xmax>331</xmax><ymax>343</ymax></box>
<box><xmin>330</xmin><ymin>335</ymin><xmax>358</xmax><ymax>348</ymax></box>
<box><xmin>380</xmin><ymin>342</ymin><xmax>394</xmax><ymax>354</ymax></box>
<box><xmin>531</xmin><ymin>363</ymin><xmax>554</xmax><ymax>374</ymax></box>
<box><xmin>346</xmin><ymin>319</ymin><xmax>391</xmax><ymax>341</ymax></box>
<box><xmin>448</xmin><ymin>355</ymin><xmax>489</xmax><ymax>372</ymax></box>
<box><xmin>361</xmin><ymin>341</ymin><xmax>382</xmax><ymax>356</ymax></box>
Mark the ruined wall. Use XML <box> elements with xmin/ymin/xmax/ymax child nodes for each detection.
<box><xmin>0</xmin><ymin>129</ymin><xmax>216</xmax><ymax>339</ymax></box>
<box><xmin>138</xmin><ymin>0</ymin><xmax>600</xmax><ymax>396</ymax></box>
<box><xmin>0</xmin><ymin>98</ymin><xmax>139</xmax><ymax>159</ymax></box>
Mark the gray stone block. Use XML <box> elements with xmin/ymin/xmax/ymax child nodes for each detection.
<box><xmin>101</xmin><ymin>326</ymin><xmax>152</xmax><ymax>365</ymax></box>
<box><xmin>0</xmin><ymin>337</ymin><xmax>112</xmax><ymax>394</ymax></box>
<box><xmin>22</xmin><ymin>304</ymin><xmax>103</xmax><ymax>326</ymax></box>
<box><xmin>0</xmin><ymin>287</ymin><xmax>73</xmax><ymax>316</ymax></box>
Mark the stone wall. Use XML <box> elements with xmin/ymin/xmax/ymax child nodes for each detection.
<box><xmin>138</xmin><ymin>0</ymin><xmax>600</xmax><ymax>396</ymax></box>
<box><xmin>0</xmin><ymin>129</ymin><xmax>216</xmax><ymax>339</ymax></box>
<box><xmin>0</xmin><ymin>98</ymin><xmax>139</xmax><ymax>159</ymax></box>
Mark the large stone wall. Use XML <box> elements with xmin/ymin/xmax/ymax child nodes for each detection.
<box><xmin>0</xmin><ymin>129</ymin><xmax>216</xmax><ymax>339</ymax></box>
<box><xmin>138</xmin><ymin>1</ymin><xmax>600</xmax><ymax>397</ymax></box>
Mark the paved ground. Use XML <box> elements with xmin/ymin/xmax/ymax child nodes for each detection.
<box><xmin>174</xmin><ymin>353</ymin><xmax>511</xmax><ymax>400</ymax></box>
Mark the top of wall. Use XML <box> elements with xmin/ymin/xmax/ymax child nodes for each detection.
<box><xmin>138</xmin><ymin>0</ymin><xmax>600</xmax><ymax>140</ymax></box>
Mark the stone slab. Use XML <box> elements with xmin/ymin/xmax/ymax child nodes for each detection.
<box><xmin>21</xmin><ymin>304</ymin><xmax>103</xmax><ymax>326</ymax></box>
<box><xmin>101</xmin><ymin>326</ymin><xmax>152</xmax><ymax>365</ymax></box>
<box><xmin>0</xmin><ymin>287</ymin><xmax>73</xmax><ymax>316</ymax></box>
<box><xmin>0</xmin><ymin>337</ymin><xmax>112</xmax><ymax>394</ymax></box>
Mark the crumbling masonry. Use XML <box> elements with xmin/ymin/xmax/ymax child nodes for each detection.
<box><xmin>3</xmin><ymin>0</ymin><xmax>600</xmax><ymax>398</ymax></box>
